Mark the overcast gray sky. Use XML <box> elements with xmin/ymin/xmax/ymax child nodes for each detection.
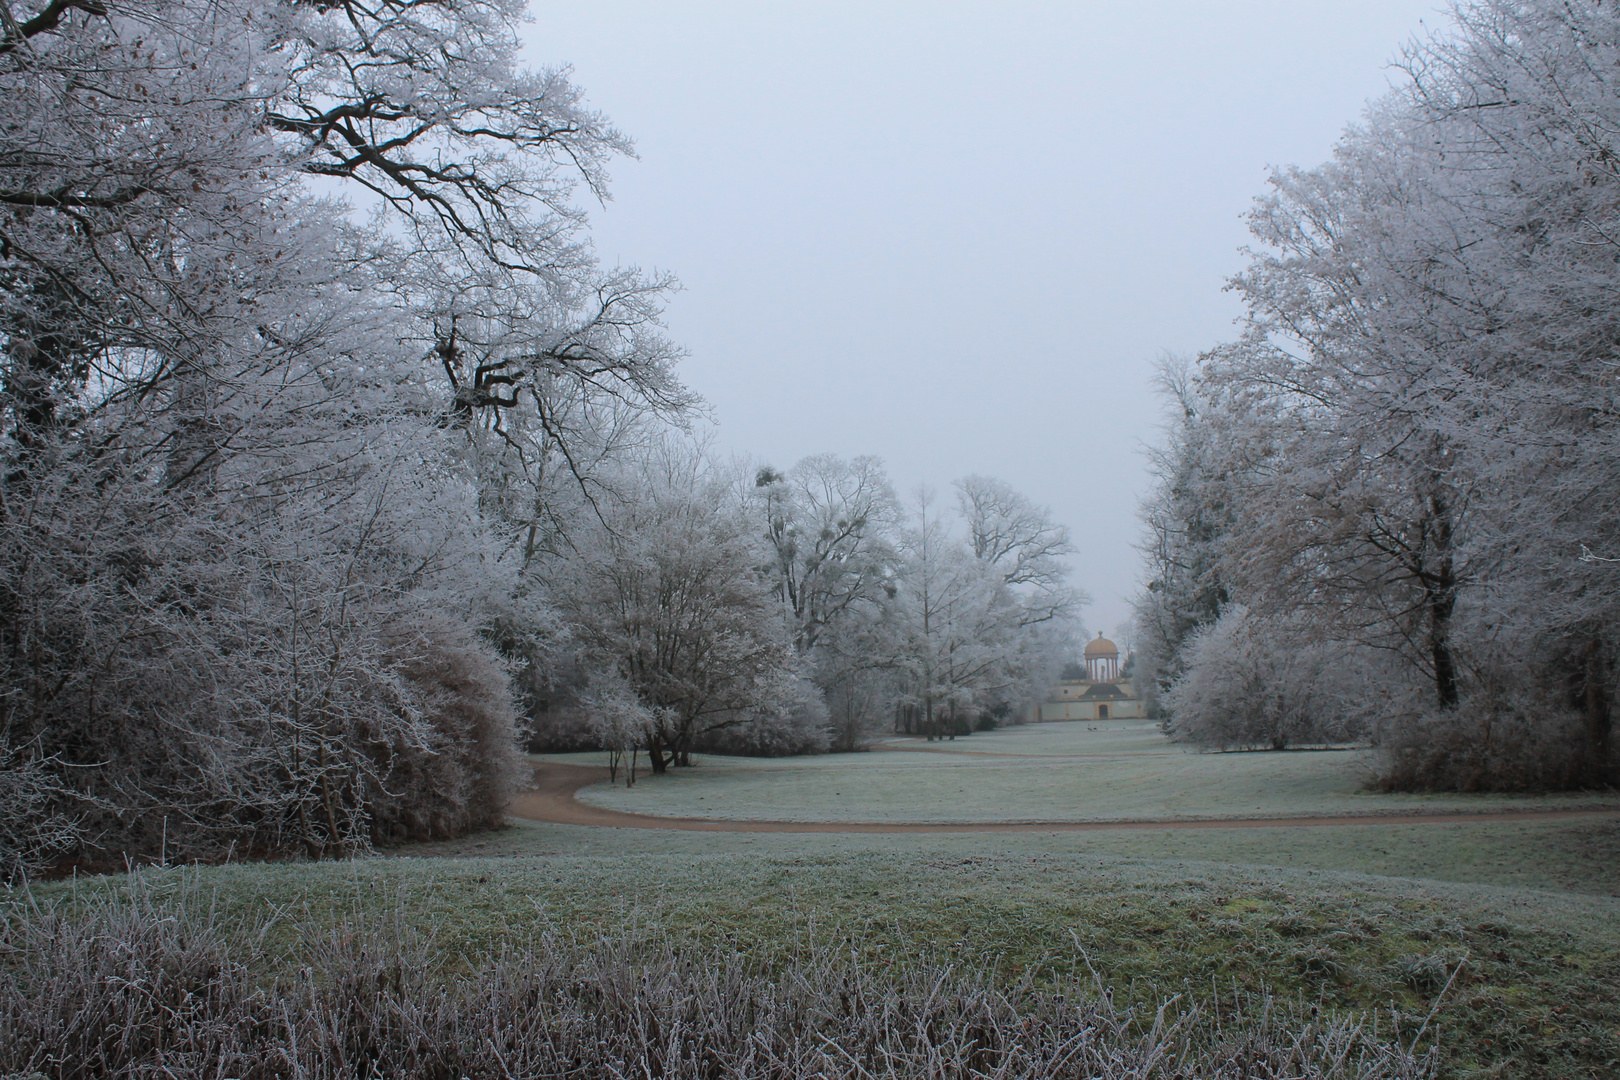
<box><xmin>525</xmin><ymin>1</ymin><xmax>1443</xmax><ymax>640</ymax></box>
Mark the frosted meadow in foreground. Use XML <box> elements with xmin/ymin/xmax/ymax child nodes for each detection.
<box><xmin>9</xmin><ymin>781</ymin><xmax>1617</xmax><ymax>1077</ymax></box>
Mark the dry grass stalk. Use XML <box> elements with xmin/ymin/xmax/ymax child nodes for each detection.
<box><xmin>0</xmin><ymin>878</ymin><xmax>1434</xmax><ymax>1079</ymax></box>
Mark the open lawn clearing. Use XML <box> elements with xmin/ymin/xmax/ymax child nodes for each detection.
<box><xmin>22</xmin><ymin>849</ymin><xmax>1620</xmax><ymax>1079</ymax></box>
<box><xmin>552</xmin><ymin>720</ymin><xmax>1620</xmax><ymax>824</ymax></box>
<box><xmin>418</xmin><ymin>814</ymin><xmax>1620</xmax><ymax>898</ymax></box>
<box><xmin>514</xmin><ymin>760</ymin><xmax>1620</xmax><ymax>841</ymax></box>
<box><xmin>878</xmin><ymin>720</ymin><xmax>1176</xmax><ymax>756</ymax></box>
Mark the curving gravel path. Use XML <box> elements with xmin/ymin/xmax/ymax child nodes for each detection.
<box><xmin>507</xmin><ymin>762</ymin><xmax>1620</xmax><ymax>834</ymax></box>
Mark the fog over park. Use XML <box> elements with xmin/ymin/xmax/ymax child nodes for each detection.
<box><xmin>11</xmin><ymin>1</ymin><xmax>1620</xmax><ymax>1075</ymax></box>
<box><xmin>531</xmin><ymin>2</ymin><xmax>1444</xmax><ymax>633</ymax></box>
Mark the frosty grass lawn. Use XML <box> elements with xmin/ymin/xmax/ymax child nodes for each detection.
<box><xmin>22</xmin><ymin>719</ymin><xmax>1620</xmax><ymax>1078</ymax></box>
<box><xmin>563</xmin><ymin>719</ymin><xmax>1620</xmax><ymax>824</ymax></box>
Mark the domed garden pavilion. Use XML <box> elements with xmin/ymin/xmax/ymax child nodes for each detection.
<box><xmin>1033</xmin><ymin>633</ymin><xmax>1145</xmax><ymax>722</ymax></box>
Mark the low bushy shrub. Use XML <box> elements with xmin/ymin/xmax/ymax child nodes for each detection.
<box><xmin>1373</xmin><ymin>693</ymin><xmax>1599</xmax><ymax>793</ymax></box>
<box><xmin>694</xmin><ymin>679</ymin><xmax>831</xmax><ymax>757</ymax></box>
<box><xmin>1</xmin><ymin>436</ymin><xmax>532</xmax><ymax>868</ymax></box>
<box><xmin>1163</xmin><ymin>608</ymin><xmax>1392</xmax><ymax>751</ymax></box>
<box><xmin>369</xmin><ymin>621</ymin><xmax>527</xmax><ymax>843</ymax></box>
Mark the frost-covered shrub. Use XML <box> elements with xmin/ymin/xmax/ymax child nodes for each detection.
<box><xmin>372</xmin><ymin>621</ymin><xmax>527</xmax><ymax>842</ymax></box>
<box><xmin>0</xmin><ymin>421</ymin><xmax>530</xmax><ymax>863</ymax></box>
<box><xmin>0</xmin><ymin>747</ymin><xmax>84</xmax><ymax>884</ymax></box>
<box><xmin>1164</xmin><ymin>608</ymin><xmax>1390</xmax><ymax>750</ymax></box>
<box><xmin>1373</xmin><ymin>691</ymin><xmax>1595</xmax><ymax>792</ymax></box>
<box><xmin>697</xmin><ymin>679</ymin><xmax>830</xmax><ymax>757</ymax></box>
<box><xmin>526</xmin><ymin>700</ymin><xmax>599</xmax><ymax>752</ymax></box>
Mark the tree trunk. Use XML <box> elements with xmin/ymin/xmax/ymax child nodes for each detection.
<box><xmin>3</xmin><ymin>274</ymin><xmax>94</xmax><ymax>490</ymax></box>
<box><xmin>1426</xmin><ymin>492</ymin><xmax>1459</xmax><ymax>711</ymax></box>
<box><xmin>1583</xmin><ymin>634</ymin><xmax>1612</xmax><ymax>784</ymax></box>
<box><xmin>647</xmin><ymin>737</ymin><xmax>668</xmax><ymax>774</ymax></box>
<box><xmin>1429</xmin><ymin>591</ymin><xmax>1458</xmax><ymax>710</ymax></box>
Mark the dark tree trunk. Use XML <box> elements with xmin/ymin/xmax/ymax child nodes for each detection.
<box><xmin>3</xmin><ymin>273</ymin><xmax>95</xmax><ymax>483</ymax></box>
<box><xmin>647</xmin><ymin>738</ymin><xmax>668</xmax><ymax>774</ymax></box>
<box><xmin>1429</xmin><ymin>585</ymin><xmax>1458</xmax><ymax>710</ymax></box>
<box><xmin>1583</xmin><ymin>634</ymin><xmax>1612</xmax><ymax>783</ymax></box>
<box><xmin>1426</xmin><ymin>492</ymin><xmax>1459</xmax><ymax>711</ymax></box>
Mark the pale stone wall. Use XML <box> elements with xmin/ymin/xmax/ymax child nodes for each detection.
<box><xmin>1036</xmin><ymin>696</ymin><xmax>1145</xmax><ymax>721</ymax></box>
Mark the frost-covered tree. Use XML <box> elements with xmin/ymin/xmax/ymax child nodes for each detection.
<box><xmin>1207</xmin><ymin>100</ymin><xmax>1488</xmax><ymax>713</ymax></box>
<box><xmin>755</xmin><ymin>455</ymin><xmax>900</xmax><ymax>654</ymax></box>
<box><xmin>550</xmin><ymin>442</ymin><xmax>809</xmax><ymax>772</ymax></box>
<box><xmin>0</xmin><ymin>0</ymin><xmax>684</xmax><ymax>866</ymax></box>
<box><xmin>1144</xmin><ymin>0</ymin><xmax>1620</xmax><ymax>788</ymax></box>
<box><xmin>891</xmin><ymin>491</ymin><xmax>991</xmax><ymax>739</ymax></box>
<box><xmin>956</xmin><ymin>474</ymin><xmax>1086</xmax><ymax>629</ymax></box>
<box><xmin>580</xmin><ymin>674</ymin><xmax>662</xmax><ymax>786</ymax></box>
<box><xmin>1132</xmin><ymin>356</ymin><xmax>1235</xmax><ymax>719</ymax></box>
<box><xmin>888</xmin><ymin>485</ymin><xmax>1080</xmax><ymax>740</ymax></box>
<box><xmin>1385</xmin><ymin>0</ymin><xmax>1620</xmax><ymax>778</ymax></box>
<box><xmin>953</xmin><ymin>476</ymin><xmax>1085</xmax><ymax>724</ymax></box>
<box><xmin>752</xmin><ymin>454</ymin><xmax>901</xmax><ymax>748</ymax></box>
<box><xmin>957</xmin><ymin>477</ymin><xmax>1069</xmax><ymax>590</ymax></box>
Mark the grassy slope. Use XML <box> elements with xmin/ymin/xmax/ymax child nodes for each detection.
<box><xmin>22</xmin><ymin>720</ymin><xmax>1620</xmax><ymax>1078</ymax></box>
<box><xmin>28</xmin><ymin>842</ymin><xmax>1620</xmax><ymax>1079</ymax></box>
<box><xmin>560</xmin><ymin>721</ymin><xmax>1620</xmax><ymax>824</ymax></box>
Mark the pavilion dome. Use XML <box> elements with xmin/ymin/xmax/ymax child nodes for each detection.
<box><xmin>1083</xmin><ymin>633</ymin><xmax>1119</xmax><ymax>659</ymax></box>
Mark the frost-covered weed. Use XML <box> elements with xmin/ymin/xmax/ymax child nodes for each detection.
<box><xmin>0</xmin><ymin>878</ymin><xmax>1435</xmax><ymax>1080</ymax></box>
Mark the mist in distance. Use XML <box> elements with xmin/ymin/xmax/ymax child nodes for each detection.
<box><xmin>527</xmin><ymin>1</ymin><xmax>1444</xmax><ymax>635</ymax></box>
